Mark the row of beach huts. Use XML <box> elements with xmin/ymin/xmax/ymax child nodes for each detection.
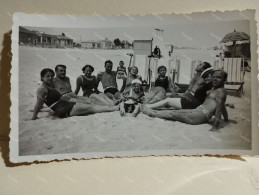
<box><xmin>19</xmin><ymin>27</ymin><xmax>132</xmax><ymax>49</ymax></box>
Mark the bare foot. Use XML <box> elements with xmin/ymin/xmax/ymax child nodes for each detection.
<box><xmin>132</xmin><ymin>112</ymin><xmax>137</xmax><ymax>117</ymax></box>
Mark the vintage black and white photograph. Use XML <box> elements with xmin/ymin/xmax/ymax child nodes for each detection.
<box><xmin>10</xmin><ymin>10</ymin><xmax>257</xmax><ymax>162</ymax></box>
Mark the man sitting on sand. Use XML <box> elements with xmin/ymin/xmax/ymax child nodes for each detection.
<box><xmin>141</xmin><ymin>70</ymin><xmax>229</xmax><ymax>131</ymax></box>
<box><xmin>97</xmin><ymin>60</ymin><xmax>120</xmax><ymax>102</ymax></box>
<box><xmin>53</xmin><ymin>64</ymin><xmax>101</xmax><ymax>104</ymax></box>
<box><xmin>53</xmin><ymin>64</ymin><xmax>77</xmax><ymax>97</ymax></box>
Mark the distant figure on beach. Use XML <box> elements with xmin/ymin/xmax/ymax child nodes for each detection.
<box><xmin>120</xmin><ymin>79</ymin><xmax>145</xmax><ymax>117</ymax></box>
<box><xmin>145</xmin><ymin>62</ymin><xmax>213</xmax><ymax>109</ymax></box>
<box><xmin>153</xmin><ymin>46</ymin><xmax>161</xmax><ymax>58</ymax></box>
<box><xmin>116</xmin><ymin>60</ymin><xmax>127</xmax><ymax>79</ymax></box>
<box><xmin>31</xmin><ymin>68</ymin><xmax>118</xmax><ymax>120</ymax></box>
<box><xmin>74</xmin><ymin>64</ymin><xmax>114</xmax><ymax>105</ymax></box>
<box><xmin>97</xmin><ymin>60</ymin><xmax>120</xmax><ymax>102</ymax></box>
<box><xmin>142</xmin><ymin>70</ymin><xmax>228</xmax><ymax>131</ymax></box>
<box><xmin>120</xmin><ymin>66</ymin><xmax>142</xmax><ymax>93</ymax></box>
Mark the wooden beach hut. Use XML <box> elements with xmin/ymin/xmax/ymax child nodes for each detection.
<box><xmin>220</xmin><ymin>30</ymin><xmax>250</xmax><ymax>59</ymax></box>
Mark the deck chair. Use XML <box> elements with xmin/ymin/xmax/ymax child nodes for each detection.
<box><xmin>214</xmin><ymin>58</ymin><xmax>245</xmax><ymax>96</ymax></box>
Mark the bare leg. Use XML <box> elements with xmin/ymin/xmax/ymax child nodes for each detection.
<box><xmin>70</xmin><ymin>103</ymin><xmax>118</xmax><ymax>116</ymax></box>
<box><xmin>105</xmin><ymin>92</ymin><xmax>116</xmax><ymax>101</ymax></box>
<box><xmin>146</xmin><ymin>98</ymin><xmax>182</xmax><ymax>110</ymax></box>
<box><xmin>132</xmin><ymin>104</ymin><xmax>140</xmax><ymax>117</ymax></box>
<box><xmin>141</xmin><ymin>105</ymin><xmax>207</xmax><ymax>125</ymax></box>
<box><xmin>89</xmin><ymin>93</ymin><xmax>114</xmax><ymax>106</ymax></box>
<box><xmin>105</xmin><ymin>92</ymin><xmax>120</xmax><ymax>105</ymax></box>
<box><xmin>119</xmin><ymin>102</ymin><xmax>126</xmax><ymax>116</ymax></box>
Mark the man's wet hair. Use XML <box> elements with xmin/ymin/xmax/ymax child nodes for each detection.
<box><xmin>214</xmin><ymin>70</ymin><xmax>228</xmax><ymax>80</ymax></box>
<box><xmin>202</xmin><ymin>62</ymin><xmax>212</xmax><ymax>70</ymax></box>
<box><xmin>55</xmin><ymin>64</ymin><xmax>67</xmax><ymax>72</ymax></box>
<box><xmin>40</xmin><ymin>68</ymin><xmax>55</xmax><ymax>80</ymax></box>
<box><xmin>105</xmin><ymin>60</ymin><xmax>113</xmax><ymax>66</ymax></box>
<box><xmin>82</xmin><ymin>64</ymin><xmax>94</xmax><ymax>72</ymax></box>
<box><xmin>157</xmin><ymin>65</ymin><xmax>167</xmax><ymax>73</ymax></box>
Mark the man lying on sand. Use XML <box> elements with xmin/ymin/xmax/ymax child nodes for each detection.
<box><xmin>141</xmin><ymin>70</ymin><xmax>228</xmax><ymax>131</ymax></box>
<box><xmin>97</xmin><ymin>60</ymin><xmax>120</xmax><ymax>102</ymax></box>
<box><xmin>32</xmin><ymin>68</ymin><xmax>118</xmax><ymax>120</ymax></box>
<box><xmin>119</xmin><ymin>79</ymin><xmax>145</xmax><ymax>117</ymax></box>
<box><xmin>145</xmin><ymin>62</ymin><xmax>213</xmax><ymax>109</ymax></box>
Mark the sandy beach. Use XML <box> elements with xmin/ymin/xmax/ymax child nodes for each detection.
<box><xmin>18</xmin><ymin>46</ymin><xmax>251</xmax><ymax>156</ymax></box>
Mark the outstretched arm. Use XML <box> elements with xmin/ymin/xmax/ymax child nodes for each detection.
<box><xmin>74</xmin><ymin>76</ymin><xmax>82</xmax><ymax>95</ymax></box>
<box><xmin>210</xmin><ymin>89</ymin><xmax>227</xmax><ymax>131</ymax></box>
<box><xmin>222</xmin><ymin>105</ymin><xmax>229</xmax><ymax>122</ymax></box>
<box><xmin>32</xmin><ymin>87</ymin><xmax>46</xmax><ymax>120</ymax></box>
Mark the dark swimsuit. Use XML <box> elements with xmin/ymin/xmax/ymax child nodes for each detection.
<box><xmin>154</xmin><ymin>76</ymin><xmax>169</xmax><ymax>91</ymax></box>
<box><xmin>80</xmin><ymin>75</ymin><xmax>99</xmax><ymax>97</ymax></box>
<box><xmin>43</xmin><ymin>86</ymin><xmax>75</xmax><ymax>118</ymax></box>
<box><xmin>180</xmin><ymin>82</ymin><xmax>213</xmax><ymax>109</ymax></box>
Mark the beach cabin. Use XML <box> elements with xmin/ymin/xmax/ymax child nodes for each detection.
<box><xmin>19</xmin><ymin>27</ymin><xmax>40</xmax><ymax>46</ymax></box>
<box><xmin>220</xmin><ymin>30</ymin><xmax>250</xmax><ymax>59</ymax></box>
<box><xmin>81</xmin><ymin>38</ymin><xmax>113</xmax><ymax>49</ymax></box>
<box><xmin>55</xmin><ymin>35</ymin><xmax>73</xmax><ymax>48</ymax></box>
<box><xmin>19</xmin><ymin>27</ymin><xmax>74</xmax><ymax>48</ymax></box>
<box><xmin>99</xmin><ymin>38</ymin><xmax>113</xmax><ymax>49</ymax></box>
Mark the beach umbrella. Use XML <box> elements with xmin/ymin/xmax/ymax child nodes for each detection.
<box><xmin>220</xmin><ymin>30</ymin><xmax>250</xmax><ymax>44</ymax></box>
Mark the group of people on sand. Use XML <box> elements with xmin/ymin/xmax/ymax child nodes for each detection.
<box><xmin>32</xmin><ymin>59</ymin><xmax>229</xmax><ymax>131</ymax></box>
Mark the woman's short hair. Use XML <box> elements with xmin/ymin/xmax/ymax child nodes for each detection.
<box><xmin>40</xmin><ymin>68</ymin><xmax>55</xmax><ymax>80</ymax></box>
<box><xmin>82</xmin><ymin>64</ymin><xmax>94</xmax><ymax>72</ymax></box>
<box><xmin>157</xmin><ymin>65</ymin><xmax>167</xmax><ymax>73</ymax></box>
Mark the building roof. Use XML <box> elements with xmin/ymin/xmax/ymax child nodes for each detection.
<box><xmin>19</xmin><ymin>27</ymin><xmax>39</xmax><ymax>36</ymax></box>
<box><xmin>56</xmin><ymin>35</ymin><xmax>73</xmax><ymax>40</ymax></box>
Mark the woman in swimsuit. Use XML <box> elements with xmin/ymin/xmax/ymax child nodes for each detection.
<box><xmin>141</xmin><ymin>70</ymin><xmax>228</xmax><ymax>131</ymax></box>
<box><xmin>120</xmin><ymin>66</ymin><xmax>142</xmax><ymax>93</ymax></box>
<box><xmin>74</xmin><ymin>64</ymin><xmax>115</xmax><ymax>106</ymax></box>
<box><xmin>32</xmin><ymin>68</ymin><xmax>118</xmax><ymax>120</ymax></box>
<box><xmin>145</xmin><ymin>64</ymin><xmax>214</xmax><ymax>110</ymax></box>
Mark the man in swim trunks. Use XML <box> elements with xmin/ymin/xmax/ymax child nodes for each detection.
<box><xmin>145</xmin><ymin>62</ymin><xmax>213</xmax><ymax>110</ymax></box>
<box><xmin>141</xmin><ymin>70</ymin><xmax>228</xmax><ymax>131</ymax></box>
<box><xmin>97</xmin><ymin>60</ymin><xmax>120</xmax><ymax>102</ymax></box>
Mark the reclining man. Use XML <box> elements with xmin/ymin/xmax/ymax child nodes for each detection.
<box><xmin>141</xmin><ymin>70</ymin><xmax>229</xmax><ymax>131</ymax></box>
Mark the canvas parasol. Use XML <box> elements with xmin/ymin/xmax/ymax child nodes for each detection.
<box><xmin>220</xmin><ymin>29</ymin><xmax>250</xmax><ymax>44</ymax></box>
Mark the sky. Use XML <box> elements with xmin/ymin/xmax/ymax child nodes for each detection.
<box><xmin>24</xmin><ymin>19</ymin><xmax>250</xmax><ymax>49</ymax></box>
